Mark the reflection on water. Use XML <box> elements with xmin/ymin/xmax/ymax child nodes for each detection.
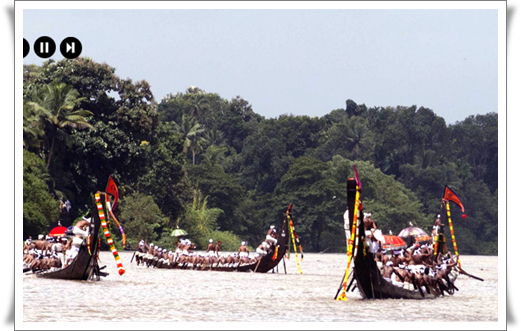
<box><xmin>23</xmin><ymin>252</ymin><xmax>498</xmax><ymax>322</ymax></box>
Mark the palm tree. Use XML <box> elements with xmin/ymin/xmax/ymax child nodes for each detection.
<box><xmin>204</xmin><ymin>128</ymin><xmax>226</xmax><ymax>147</ymax></box>
<box><xmin>173</xmin><ymin>114</ymin><xmax>207</xmax><ymax>165</ymax></box>
<box><xmin>185</xmin><ymin>188</ymin><xmax>222</xmax><ymax>240</ymax></box>
<box><xmin>27</xmin><ymin>82</ymin><xmax>94</xmax><ymax>168</ymax></box>
<box><xmin>23</xmin><ymin>101</ymin><xmax>44</xmax><ymax>149</ymax></box>
<box><xmin>188</xmin><ymin>93</ymin><xmax>210</xmax><ymax>122</ymax></box>
<box><xmin>201</xmin><ymin>144</ymin><xmax>228</xmax><ymax>167</ymax></box>
<box><xmin>346</xmin><ymin>118</ymin><xmax>374</xmax><ymax>159</ymax></box>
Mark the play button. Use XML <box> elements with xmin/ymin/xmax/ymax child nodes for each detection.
<box><xmin>60</xmin><ymin>37</ymin><xmax>82</xmax><ymax>59</ymax></box>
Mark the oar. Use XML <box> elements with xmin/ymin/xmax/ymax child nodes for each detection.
<box><xmin>345</xmin><ymin>272</ymin><xmax>357</xmax><ymax>292</ymax></box>
<box><xmin>130</xmin><ymin>250</ymin><xmax>137</xmax><ymax>263</ymax></box>
<box><xmin>334</xmin><ymin>270</ymin><xmax>347</xmax><ymax>299</ymax></box>
<box><xmin>334</xmin><ymin>269</ymin><xmax>354</xmax><ymax>299</ymax></box>
<box><xmin>459</xmin><ymin>267</ymin><xmax>484</xmax><ymax>281</ymax></box>
<box><xmin>412</xmin><ymin>277</ymin><xmax>424</xmax><ymax>298</ymax></box>
<box><xmin>254</xmin><ymin>256</ymin><xmax>262</xmax><ymax>272</ymax></box>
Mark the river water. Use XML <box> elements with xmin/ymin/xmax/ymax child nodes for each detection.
<box><xmin>22</xmin><ymin>251</ymin><xmax>498</xmax><ymax>326</ymax></box>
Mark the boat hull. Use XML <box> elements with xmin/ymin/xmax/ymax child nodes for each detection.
<box><xmin>36</xmin><ymin>198</ymin><xmax>102</xmax><ymax>281</ymax></box>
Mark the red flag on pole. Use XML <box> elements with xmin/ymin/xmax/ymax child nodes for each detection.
<box><xmin>443</xmin><ymin>186</ymin><xmax>466</xmax><ymax>219</ymax></box>
<box><xmin>354</xmin><ymin>165</ymin><xmax>362</xmax><ymax>190</ymax></box>
<box><xmin>106</xmin><ymin>175</ymin><xmax>119</xmax><ymax>211</ymax></box>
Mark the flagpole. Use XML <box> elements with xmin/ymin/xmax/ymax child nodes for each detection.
<box><xmin>289</xmin><ymin>217</ymin><xmax>303</xmax><ymax>274</ymax></box>
<box><xmin>337</xmin><ymin>184</ymin><xmax>360</xmax><ymax>301</ymax></box>
<box><xmin>445</xmin><ymin>201</ymin><xmax>461</xmax><ymax>268</ymax></box>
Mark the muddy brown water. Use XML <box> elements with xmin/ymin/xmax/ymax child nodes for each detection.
<box><xmin>23</xmin><ymin>252</ymin><xmax>498</xmax><ymax>323</ymax></box>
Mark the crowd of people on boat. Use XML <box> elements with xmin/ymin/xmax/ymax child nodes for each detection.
<box><xmin>134</xmin><ymin>225</ymin><xmax>280</xmax><ymax>270</ymax></box>
<box><xmin>23</xmin><ymin>215</ymin><xmax>92</xmax><ymax>273</ymax></box>
<box><xmin>361</xmin><ymin>213</ymin><xmax>459</xmax><ymax>296</ymax></box>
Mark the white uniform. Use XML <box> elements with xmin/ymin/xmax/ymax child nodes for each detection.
<box><xmin>73</xmin><ymin>226</ymin><xmax>89</xmax><ymax>239</ymax></box>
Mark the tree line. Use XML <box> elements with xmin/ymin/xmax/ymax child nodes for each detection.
<box><xmin>22</xmin><ymin>57</ymin><xmax>498</xmax><ymax>254</ymax></box>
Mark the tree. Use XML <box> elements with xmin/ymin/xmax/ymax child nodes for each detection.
<box><xmin>345</xmin><ymin>117</ymin><xmax>374</xmax><ymax>160</ymax></box>
<box><xmin>23</xmin><ymin>149</ymin><xmax>60</xmax><ymax>238</ymax></box>
<box><xmin>275</xmin><ymin>157</ymin><xmax>346</xmax><ymax>251</ymax></box>
<box><xmin>23</xmin><ymin>101</ymin><xmax>44</xmax><ymax>149</ymax></box>
<box><xmin>182</xmin><ymin>189</ymin><xmax>224</xmax><ymax>248</ymax></box>
<box><xmin>326</xmin><ymin>156</ymin><xmax>429</xmax><ymax>235</ymax></box>
<box><xmin>185</xmin><ymin>163</ymin><xmax>247</xmax><ymax>233</ymax></box>
<box><xmin>118</xmin><ymin>191</ymin><xmax>169</xmax><ymax>243</ymax></box>
<box><xmin>27</xmin><ymin>82</ymin><xmax>94</xmax><ymax>168</ymax></box>
<box><xmin>188</xmin><ymin>93</ymin><xmax>210</xmax><ymax>122</ymax></box>
<box><xmin>173</xmin><ymin>114</ymin><xmax>207</xmax><ymax>165</ymax></box>
<box><xmin>137</xmin><ymin>122</ymin><xmax>191</xmax><ymax>224</ymax></box>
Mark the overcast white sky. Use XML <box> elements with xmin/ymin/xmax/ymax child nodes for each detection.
<box><xmin>23</xmin><ymin>8</ymin><xmax>498</xmax><ymax>124</ymax></box>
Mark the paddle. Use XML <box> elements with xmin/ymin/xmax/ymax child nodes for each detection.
<box><xmin>253</xmin><ymin>256</ymin><xmax>262</xmax><ymax>272</ymax></box>
<box><xmin>345</xmin><ymin>272</ymin><xmax>356</xmax><ymax>293</ymax></box>
<box><xmin>334</xmin><ymin>269</ymin><xmax>354</xmax><ymax>300</ymax></box>
<box><xmin>459</xmin><ymin>267</ymin><xmax>484</xmax><ymax>281</ymax></box>
<box><xmin>130</xmin><ymin>250</ymin><xmax>137</xmax><ymax>263</ymax></box>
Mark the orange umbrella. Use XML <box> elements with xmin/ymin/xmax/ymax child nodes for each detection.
<box><xmin>49</xmin><ymin>226</ymin><xmax>67</xmax><ymax>237</ymax></box>
<box><xmin>381</xmin><ymin>235</ymin><xmax>407</xmax><ymax>250</ymax></box>
<box><xmin>415</xmin><ymin>235</ymin><xmax>432</xmax><ymax>244</ymax></box>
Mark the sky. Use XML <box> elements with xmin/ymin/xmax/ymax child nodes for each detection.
<box><xmin>22</xmin><ymin>8</ymin><xmax>498</xmax><ymax>124</ymax></box>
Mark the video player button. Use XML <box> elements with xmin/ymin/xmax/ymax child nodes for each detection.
<box><xmin>23</xmin><ymin>38</ymin><xmax>30</xmax><ymax>58</ymax></box>
<box><xmin>60</xmin><ymin>37</ymin><xmax>82</xmax><ymax>59</ymax></box>
<box><xmin>34</xmin><ymin>36</ymin><xmax>56</xmax><ymax>58</ymax></box>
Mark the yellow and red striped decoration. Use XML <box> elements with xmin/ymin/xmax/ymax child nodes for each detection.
<box><xmin>95</xmin><ymin>192</ymin><xmax>125</xmax><ymax>276</ymax></box>
<box><xmin>105</xmin><ymin>194</ymin><xmax>127</xmax><ymax>247</ymax></box>
<box><xmin>337</xmin><ymin>184</ymin><xmax>361</xmax><ymax>301</ymax></box>
<box><xmin>289</xmin><ymin>218</ymin><xmax>303</xmax><ymax>274</ymax></box>
<box><xmin>445</xmin><ymin>201</ymin><xmax>461</xmax><ymax>268</ymax></box>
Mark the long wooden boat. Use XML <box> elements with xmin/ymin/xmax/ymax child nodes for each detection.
<box><xmin>146</xmin><ymin>205</ymin><xmax>291</xmax><ymax>273</ymax></box>
<box><xmin>36</xmin><ymin>197</ymin><xmax>105</xmax><ymax>281</ymax></box>
<box><xmin>337</xmin><ymin>174</ymin><xmax>467</xmax><ymax>300</ymax></box>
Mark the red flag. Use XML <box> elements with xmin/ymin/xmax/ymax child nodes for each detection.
<box><xmin>106</xmin><ymin>175</ymin><xmax>119</xmax><ymax>211</ymax></box>
<box><xmin>443</xmin><ymin>186</ymin><xmax>466</xmax><ymax>219</ymax></box>
<box><xmin>354</xmin><ymin>165</ymin><xmax>362</xmax><ymax>190</ymax></box>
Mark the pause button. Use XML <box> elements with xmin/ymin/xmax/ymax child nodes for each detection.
<box><xmin>34</xmin><ymin>36</ymin><xmax>56</xmax><ymax>58</ymax></box>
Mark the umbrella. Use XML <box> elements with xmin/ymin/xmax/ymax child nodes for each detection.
<box><xmin>398</xmin><ymin>224</ymin><xmax>429</xmax><ymax>245</ymax></box>
<box><xmin>381</xmin><ymin>235</ymin><xmax>407</xmax><ymax>250</ymax></box>
<box><xmin>170</xmin><ymin>227</ymin><xmax>188</xmax><ymax>237</ymax></box>
<box><xmin>414</xmin><ymin>235</ymin><xmax>432</xmax><ymax>245</ymax></box>
<box><xmin>49</xmin><ymin>226</ymin><xmax>67</xmax><ymax>237</ymax></box>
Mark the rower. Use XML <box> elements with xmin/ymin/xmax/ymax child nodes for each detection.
<box><xmin>25</xmin><ymin>236</ymin><xmax>32</xmax><ymax>247</ymax></box>
<box><xmin>238</xmin><ymin>241</ymin><xmax>249</xmax><ymax>258</ymax></box>
<box><xmin>256</xmin><ymin>241</ymin><xmax>270</xmax><ymax>255</ymax></box>
<box><xmin>363</xmin><ymin>212</ymin><xmax>378</xmax><ymax>252</ymax></box>
<box><xmin>215</xmin><ymin>241</ymin><xmax>221</xmax><ymax>257</ymax></box>
<box><xmin>73</xmin><ymin>216</ymin><xmax>91</xmax><ymax>241</ymax></box>
<box><xmin>343</xmin><ymin>208</ymin><xmax>350</xmax><ymax>246</ymax></box>
<box><xmin>431</xmin><ymin>214</ymin><xmax>441</xmax><ymax>245</ymax></box>
<box><xmin>24</xmin><ymin>236</ymin><xmax>33</xmax><ymax>254</ymax></box>
<box><xmin>65</xmin><ymin>235</ymin><xmax>83</xmax><ymax>265</ymax></box>
<box><xmin>206</xmin><ymin>239</ymin><xmax>216</xmax><ymax>257</ymax></box>
<box><xmin>146</xmin><ymin>243</ymin><xmax>155</xmax><ymax>265</ymax></box>
<box><xmin>266</xmin><ymin>225</ymin><xmax>278</xmax><ymax>245</ymax></box>
<box><xmin>181</xmin><ymin>240</ymin><xmax>190</xmax><ymax>256</ymax></box>
<box><xmin>52</xmin><ymin>239</ymin><xmax>65</xmax><ymax>267</ymax></box>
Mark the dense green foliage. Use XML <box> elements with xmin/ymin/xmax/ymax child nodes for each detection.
<box><xmin>22</xmin><ymin>59</ymin><xmax>498</xmax><ymax>255</ymax></box>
